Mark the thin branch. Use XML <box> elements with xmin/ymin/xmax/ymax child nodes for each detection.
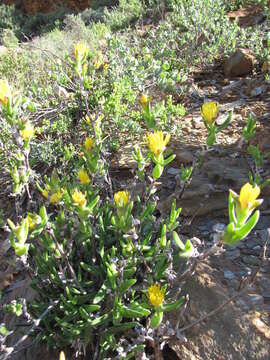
<box><xmin>49</xmin><ymin>230</ymin><xmax>85</xmax><ymax>293</ymax></box>
<box><xmin>1</xmin><ymin>300</ymin><xmax>59</xmax><ymax>360</ymax></box>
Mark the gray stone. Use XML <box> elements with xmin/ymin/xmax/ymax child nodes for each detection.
<box><xmin>174</xmin><ymin>149</ymin><xmax>194</xmax><ymax>165</ymax></box>
<box><xmin>235</xmin><ymin>270</ymin><xmax>246</xmax><ymax>278</ymax></box>
<box><xmin>199</xmin><ymin>224</ymin><xmax>210</xmax><ymax>232</ymax></box>
<box><xmin>262</xmin><ymin>292</ymin><xmax>270</xmax><ymax>300</ymax></box>
<box><xmin>212</xmin><ymin>223</ymin><xmax>226</xmax><ymax>233</ymax></box>
<box><xmin>224</xmin><ymin>270</ymin><xmax>235</xmax><ymax>280</ymax></box>
<box><xmin>230</xmin><ymin>279</ymin><xmax>240</xmax><ymax>290</ymax></box>
<box><xmin>244</xmin><ymin>266</ymin><xmax>252</xmax><ymax>275</ymax></box>
<box><xmin>224</xmin><ymin>48</ymin><xmax>255</xmax><ymax>78</ymax></box>
<box><xmin>245</xmin><ymin>294</ymin><xmax>264</xmax><ymax>309</ymax></box>
<box><xmin>225</xmin><ymin>248</ymin><xmax>241</xmax><ymax>260</ymax></box>
<box><xmin>167</xmin><ymin>167</ymin><xmax>181</xmax><ymax>176</ymax></box>
<box><xmin>246</xmin><ymin>240</ymin><xmax>260</xmax><ymax>249</ymax></box>
<box><xmin>235</xmin><ymin>298</ymin><xmax>249</xmax><ymax>311</ymax></box>
<box><xmin>236</xmin><ymin>242</ymin><xmax>246</xmax><ymax>249</ymax></box>
<box><xmin>260</xmin><ymin>277</ymin><xmax>270</xmax><ymax>292</ymax></box>
<box><xmin>241</xmin><ymin>248</ymin><xmax>261</xmax><ymax>256</ymax></box>
<box><xmin>260</xmin><ymin>267</ymin><xmax>268</xmax><ymax>273</ymax></box>
<box><xmin>242</xmin><ymin>255</ymin><xmax>260</xmax><ymax>266</ymax></box>
<box><xmin>255</xmin><ymin>216</ymin><xmax>270</xmax><ymax>230</ymax></box>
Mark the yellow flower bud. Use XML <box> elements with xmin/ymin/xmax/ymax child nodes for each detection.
<box><xmin>85</xmin><ymin>115</ymin><xmax>91</xmax><ymax>124</ymax></box>
<box><xmin>84</xmin><ymin>137</ymin><xmax>94</xmax><ymax>151</ymax></box>
<box><xmin>74</xmin><ymin>42</ymin><xmax>88</xmax><ymax>61</ymax></box>
<box><xmin>20</xmin><ymin>122</ymin><xmax>35</xmax><ymax>141</ymax></box>
<box><xmin>50</xmin><ymin>190</ymin><xmax>63</xmax><ymax>204</ymax></box>
<box><xmin>201</xmin><ymin>101</ymin><xmax>219</xmax><ymax>125</ymax></box>
<box><xmin>147</xmin><ymin>131</ymin><xmax>170</xmax><ymax>157</ymax></box>
<box><xmin>0</xmin><ymin>79</ymin><xmax>11</xmax><ymax>106</ymax></box>
<box><xmin>42</xmin><ymin>189</ymin><xmax>49</xmax><ymax>199</ymax></box>
<box><xmin>141</xmin><ymin>94</ymin><xmax>148</xmax><ymax>108</ymax></box>
<box><xmin>72</xmin><ymin>190</ymin><xmax>87</xmax><ymax>207</ymax></box>
<box><xmin>148</xmin><ymin>284</ymin><xmax>164</xmax><ymax>308</ymax></box>
<box><xmin>59</xmin><ymin>351</ymin><xmax>66</xmax><ymax>360</ymax></box>
<box><xmin>78</xmin><ymin>169</ymin><xmax>90</xmax><ymax>184</ymax></box>
<box><xmin>104</xmin><ymin>63</ymin><xmax>109</xmax><ymax>71</ymax></box>
<box><xmin>238</xmin><ymin>183</ymin><xmax>261</xmax><ymax>211</ymax></box>
<box><xmin>114</xmin><ymin>191</ymin><xmax>129</xmax><ymax>208</ymax></box>
<box><xmin>27</xmin><ymin>214</ymin><xmax>35</xmax><ymax>230</ymax></box>
<box><xmin>27</xmin><ymin>213</ymin><xmax>41</xmax><ymax>230</ymax></box>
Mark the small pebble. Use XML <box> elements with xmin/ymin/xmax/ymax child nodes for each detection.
<box><xmin>260</xmin><ymin>277</ymin><xmax>270</xmax><ymax>291</ymax></box>
<box><xmin>246</xmin><ymin>294</ymin><xmax>264</xmax><ymax>309</ymax></box>
<box><xmin>262</xmin><ymin>292</ymin><xmax>270</xmax><ymax>300</ymax></box>
<box><xmin>253</xmin><ymin>245</ymin><xmax>261</xmax><ymax>251</ymax></box>
<box><xmin>224</xmin><ymin>270</ymin><xmax>235</xmax><ymax>280</ymax></box>
<box><xmin>212</xmin><ymin>223</ymin><xmax>226</xmax><ymax>233</ymax></box>
<box><xmin>225</xmin><ymin>248</ymin><xmax>241</xmax><ymax>260</ymax></box>
<box><xmin>242</xmin><ymin>255</ymin><xmax>260</xmax><ymax>266</ymax></box>
<box><xmin>235</xmin><ymin>298</ymin><xmax>249</xmax><ymax>311</ymax></box>
<box><xmin>167</xmin><ymin>167</ymin><xmax>181</xmax><ymax>175</ymax></box>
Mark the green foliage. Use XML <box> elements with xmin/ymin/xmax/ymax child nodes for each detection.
<box><xmin>224</xmin><ymin>0</ymin><xmax>268</xmax><ymax>11</ymax></box>
<box><xmin>0</xmin><ymin>1</ymin><xmax>268</xmax><ymax>357</ymax></box>
<box><xmin>243</xmin><ymin>113</ymin><xmax>257</xmax><ymax>142</ymax></box>
<box><xmin>248</xmin><ymin>144</ymin><xmax>270</xmax><ymax>168</ymax></box>
<box><xmin>0</xmin><ymin>5</ymin><xmax>24</xmax><ymax>36</ymax></box>
<box><xmin>105</xmin><ymin>0</ymin><xmax>144</xmax><ymax>31</ymax></box>
<box><xmin>0</xmin><ymin>4</ymin><xmax>68</xmax><ymax>40</ymax></box>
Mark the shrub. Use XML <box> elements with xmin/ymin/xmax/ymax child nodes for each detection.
<box><xmin>0</xmin><ymin>4</ymin><xmax>24</xmax><ymax>38</ymax></box>
<box><xmin>0</xmin><ymin>40</ymin><xmax>264</xmax><ymax>359</ymax></box>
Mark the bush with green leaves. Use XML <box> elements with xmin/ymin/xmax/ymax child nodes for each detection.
<box><xmin>0</xmin><ymin>5</ymin><xmax>24</xmax><ymax>38</ymax></box>
<box><xmin>0</xmin><ymin>4</ymin><xmax>69</xmax><ymax>41</ymax></box>
<box><xmin>1</xmin><ymin>40</ymin><xmax>265</xmax><ymax>359</ymax></box>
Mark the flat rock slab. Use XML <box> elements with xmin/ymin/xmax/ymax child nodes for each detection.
<box><xmin>158</xmin><ymin>154</ymin><xmax>250</xmax><ymax>216</ymax></box>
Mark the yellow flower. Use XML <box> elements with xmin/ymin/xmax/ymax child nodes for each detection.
<box><xmin>42</xmin><ymin>189</ymin><xmax>49</xmax><ymax>199</ymax></box>
<box><xmin>27</xmin><ymin>214</ymin><xmax>41</xmax><ymax>230</ymax></box>
<box><xmin>84</xmin><ymin>137</ymin><xmax>94</xmax><ymax>151</ymax></box>
<box><xmin>201</xmin><ymin>101</ymin><xmax>219</xmax><ymax>125</ymax></box>
<box><xmin>72</xmin><ymin>190</ymin><xmax>87</xmax><ymax>207</ymax></box>
<box><xmin>238</xmin><ymin>183</ymin><xmax>261</xmax><ymax>211</ymax></box>
<box><xmin>20</xmin><ymin>122</ymin><xmax>35</xmax><ymax>141</ymax></box>
<box><xmin>104</xmin><ymin>63</ymin><xmax>109</xmax><ymax>71</ymax></box>
<box><xmin>50</xmin><ymin>190</ymin><xmax>63</xmax><ymax>204</ymax></box>
<box><xmin>59</xmin><ymin>351</ymin><xmax>66</xmax><ymax>360</ymax></box>
<box><xmin>0</xmin><ymin>79</ymin><xmax>11</xmax><ymax>105</ymax></box>
<box><xmin>148</xmin><ymin>284</ymin><xmax>164</xmax><ymax>308</ymax></box>
<box><xmin>78</xmin><ymin>169</ymin><xmax>90</xmax><ymax>184</ymax></box>
<box><xmin>147</xmin><ymin>131</ymin><xmax>171</xmax><ymax>157</ymax></box>
<box><xmin>85</xmin><ymin>115</ymin><xmax>91</xmax><ymax>124</ymax></box>
<box><xmin>27</xmin><ymin>214</ymin><xmax>36</xmax><ymax>230</ymax></box>
<box><xmin>114</xmin><ymin>191</ymin><xmax>129</xmax><ymax>208</ymax></box>
<box><xmin>141</xmin><ymin>94</ymin><xmax>148</xmax><ymax>108</ymax></box>
<box><xmin>74</xmin><ymin>42</ymin><xmax>88</xmax><ymax>60</ymax></box>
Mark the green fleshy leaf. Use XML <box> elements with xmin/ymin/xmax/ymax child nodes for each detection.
<box><xmin>232</xmin><ymin>210</ymin><xmax>260</xmax><ymax>243</ymax></box>
<box><xmin>153</xmin><ymin>164</ymin><xmax>164</xmax><ymax>179</ymax></box>
<box><xmin>228</xmin><ymin>192</ymin><xmax>237</xmax><ymax>225</ymax></box>
<box><xmin>120</xmin><ymin>304</ymin><xmax>151</xmax><ymax>318</ymax></box>
<box><xmin>162</xmin><ymin>296</ymin><xmax>185</xmax><ymax>312</ymax></box>
<box><xmin>179</xmin><ymin>239</ymin><xmax>194</xmax><ymax>258</ymax></box>
<box><xmin>216</xmin><ymin>111</ymin><xmax>232</xmax><ymax>132</ymax></box>
<box><xmin>172</xmin><ymin>231</ymin><xmax>185</xmax><ymax>251</ymax></box>
<box><xmin>150</xmin><ymin>310</ymin><xmax>163</xmax><ymax>329</ymax></box>
<box><xmin>206</xmin><ymin>130</ymin><xmax>216</xmax><ymax>146</ymax></box>
<box><xmin>120</xmin><ymin>279</ymin><xmax>137</xmax><ymax>295</ymax></box>
<box><xmin>163</xmin><ymin>154</ymin><xmax>176</xmax><ymax>166</ymax></box>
